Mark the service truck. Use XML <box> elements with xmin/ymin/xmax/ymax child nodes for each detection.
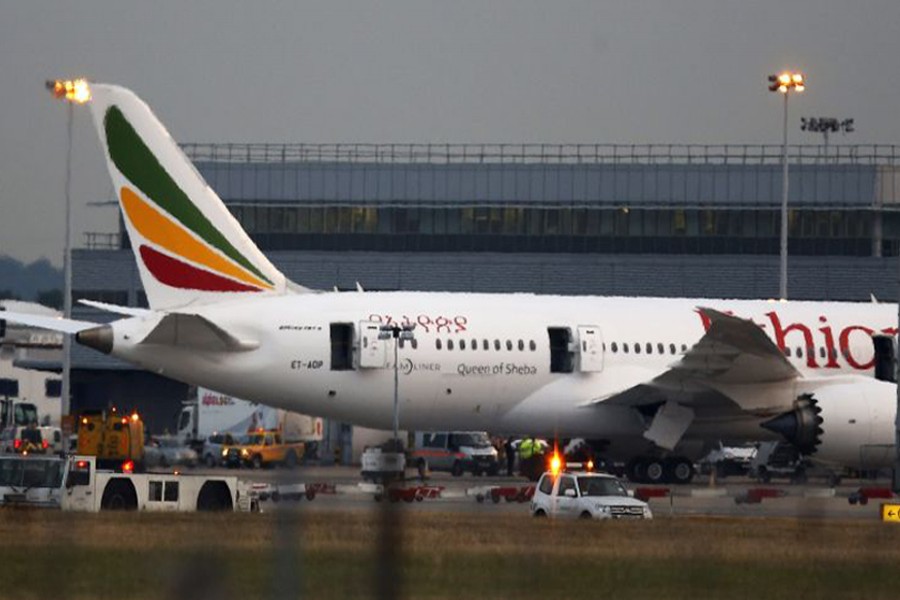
<box><xmin>0</xmin><ymin>454</ymin><xmax>258</xmax><ymax>512</ymax></box>
<box><xmin>222</xmin><ymin>430</ymin><xmax>305</xmax><ymax>469</ymax></box>
<box><xmin>76</xmin><ymin>408</ymin><xmax>145</xmax><ymax>471</ymax></box>
<box><xmin>177</xmin><ymin>387</ymin><xmax>323</xmax><ymax>458</ymax></box>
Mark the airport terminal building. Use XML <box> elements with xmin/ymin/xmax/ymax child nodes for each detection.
<box><xmin>69</xmin><ymin>143</ymin><xmax>900</xmax><ymax>438</ymax></box>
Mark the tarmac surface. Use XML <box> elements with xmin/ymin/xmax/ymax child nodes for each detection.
<box><xmin>170</xmin><ymin>463</ymin><xmax>893</xmax><ymax>521</ymax></box>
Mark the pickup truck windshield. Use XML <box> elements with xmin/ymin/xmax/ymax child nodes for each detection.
<box><xmin>577</xmin><ymin>477</ymin><xmax>629</xmax><ymax>497</ymax></box>
<box><xmin>247</xmin><ymin>434</ymin><xmax>266</xmax><ymax>445</ymax></box>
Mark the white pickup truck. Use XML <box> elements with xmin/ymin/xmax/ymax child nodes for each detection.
<box><xmin>531</xmin><ymin>470</ymin><xmax>652</xmax><ymax>520</ymax></box>
<box><xmin>0</xmin><ymin>454</ymin><xmax>258</xmax><ymax>512</ymax></box>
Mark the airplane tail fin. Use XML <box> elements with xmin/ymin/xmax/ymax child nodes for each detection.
<box><xmin>86</xmin><ymin>84</ymin><xmax>306</xmax><ymax>310</ymax></box>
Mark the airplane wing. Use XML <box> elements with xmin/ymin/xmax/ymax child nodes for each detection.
<box><xmin>656</xmin><ymin>307</ymin><xmax>799</xmax><ymax>386</ymax></box>
<box><xmin>0</xmin><ymin>311</ymin><xmax>99</xmax><ymax>334</ymax></box>
<box><xmin>587</xmin><ymin>308</ymin><xmax>800</xmax><ymax>450</ymax></box>
<box><xmin>140</xmin><ymin>313</ymin><xmax>259</xmax><ymax>352</ymax></box>
<box><xmin>78</xmin><ymin>299</ymin><xmax>152</xmax><ymax>317</ymax></box>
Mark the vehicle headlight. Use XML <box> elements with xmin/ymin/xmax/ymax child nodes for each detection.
<box><xmin>221</xmin><ymin>448</ymin><xmax>228</xmax><ymax>457</ymax></box>
<box><xmin>595</xmin><ymin>505</ymin><xmax>611</xmax><ymax>514</ymax></box>
<box><xmin>241</xmin><ymin>448</ymin><xmax>249</xmax><ymax>457</ymax></box>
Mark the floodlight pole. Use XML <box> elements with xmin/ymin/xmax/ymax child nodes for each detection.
<box><xmin>779</xmin><ymin>91</ymin><xmax>789</xmax><ymax>300</ymax></box>
<box><xmin>895</xmin><ymin>261</ymin><xmax>900</xmax><ymax>493</ymax></box>
<box><xmin>61</xmin><ymin>100</ymin><xmax>74</xmax><ymax>426</ymax></box>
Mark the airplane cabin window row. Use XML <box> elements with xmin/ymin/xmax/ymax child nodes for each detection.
<box><xmin>434</xmin><ymin>338</ymin><xmax>538</xmax><ymax>352</ymax></box>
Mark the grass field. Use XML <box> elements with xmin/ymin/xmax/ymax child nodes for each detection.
<box><xmin>2</xmin><ymin>509</ymin><xmax>900</xmax><ymax>599</ymax></box>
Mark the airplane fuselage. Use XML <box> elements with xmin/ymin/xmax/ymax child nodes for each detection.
<box><xmin>104</xmin><ymin>293</ymin><xmax>897</xmax><ymax>460</ymax></box>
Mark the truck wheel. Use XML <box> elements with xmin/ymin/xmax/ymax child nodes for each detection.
<box><xmin>101</xmin><ymin>479</ymin><xmax>138</xmax><ymax>511</ymax></box>
<box><xmin>204</xmin><ymin>454</ymin><xmax>217</xmax><ymax>468</ymax></box>
<box><xmin>416</xmin><ymin>458</ymin><xmax>428</xmax><ymax>479</ymax></box>
<box><xmin>579</xmin><ymin>511</ymin><xmax>593</xmax><ymax>520</ymax></box>
<box><xmin>283</xmin><ymin>450</ymin><xmax>298</xmax><ymax>469</ymax></box>
<box><xmin>252</xmin><ymin>454</ymin><xmax>263</xmax><ymax>470</ymax></box>
<box><xmin>757</xmin><ymin>467</ymin><xmax>772</xmax><ymax>484</ymax></box>
<box><xmin>451</xmin><ymin>461</ymin><xmax>464</xmax><ymax>477</ymax></box>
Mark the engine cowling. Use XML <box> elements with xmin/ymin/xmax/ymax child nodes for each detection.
<box><xmin>761</xmin><ymin>380</ymin><xmax>896</xmax><ymax>469</ymax></box>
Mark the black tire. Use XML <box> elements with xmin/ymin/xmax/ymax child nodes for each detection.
<box><xmin>197</xmin><ymin>481</ymin><xmax>233</xmax><ymax>511</ymax></box>
<box><xmin>757</xmin><ymin>467</ymin><xmax>772</xmax><ymax>484</ymax></box>
<box><xmin>487</xmin><ymin>464</ymin><xmax>500</xmax><ymax>476</ymax></box>
<box><xmin>101</xmin><ymin>479</ymin><xmax>138</xmax><ymax>511</ymax></box>
<box><xmin>579</xmin><ymin>511</ymin><xmax>593</xmax><ymax>520</ymax></box>
<box><xmin>626</xmin><ymin>458</ymin><xmax>646</xmax><ymax>483</ymax></box>
<box><xmin>644</xmin><ymin>459</ymin><xmax>666</xmax><ymax>484</ymax></box>
<box><xmin>451</xmin><ymin>461</ymin><xmax>464</xmax><ymax>477</ymax></box>
<box><xmin>251</xmin><ymin>454</ymin><xmax>263</xmax><ymax>470</ymax></box>
<box><xmin>667</xmin><ymin>458</ymin><xmax>695</xmax><ymax>485</ymax></box>
<box><xmin>283</xmin><ymin>450</ymin><xmax>297</xmax><ymax>469</ymax></box>
<box><xmin>416</xmin><ymin>458</ymin><xmax>428</xmax><ymax>479</ymax></box>
<box><xmin>790</xmin><ymin>468</ymin><xmax>807</xmax><ymax>485</ymax></box>
<box><xmin>204</xmin><ymin>454</ymin><xmax>217</xmax><ymax>468</ymax></box>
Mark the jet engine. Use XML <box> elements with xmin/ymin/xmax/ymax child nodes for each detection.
<box><xmin>761</xmin><ymin>380</ymin><xmax>896</xmax><ymax>469</ymax></box>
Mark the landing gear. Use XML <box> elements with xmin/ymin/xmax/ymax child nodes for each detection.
<box><xmin>625</xmin><ymin>456</ymin><xmax>695</xmax><ymax>484</ymax></box>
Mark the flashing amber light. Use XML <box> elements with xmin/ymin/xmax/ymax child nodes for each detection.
<box><xmin>47</xmin><ymin>79</ymin><xmax>91</xmax><ymax>104</ymax></box>
<box><xmin>131</xmin><ymin>413</ymin><xmax>140</xmax><ymax>422</ymax></box>
<box><xmin>122</xmin><ymin>460</ymin><xmax>134</xmax><ymax>473</ymax></box>
<box><xmin>121</xmin><ymin>418</ymin><xmax>129</xmax><ymax>425</ymax></box>
<box><xmin>549</xmin><ymin>452</ymin><xmax>562</xmax><ymax>477</ymax></box>
<box><xmin>586</xmin><ymin>459</ymin><xmax>594</xmax><ymax>471</ymax></box>
<box><xmin>81</xmin><ymin>417</ymin><xmax>88</xmax><ymax>425</ymax></box>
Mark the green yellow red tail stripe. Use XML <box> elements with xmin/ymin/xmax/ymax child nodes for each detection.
<box><xmin>120</xmin><ymin>187</ymin><xmax>272</xmax><ymax>291</ymax></box>
<box><xmin>104</xmin><ymin>105</ymin><xmax>273</xmax><ymax>287</ymax></box>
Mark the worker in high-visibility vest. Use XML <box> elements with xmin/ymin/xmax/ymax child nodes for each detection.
<box><xmin>518</xmin><ymin>437</ymin><xmax>538</xmax><ymax>460</ymax></box>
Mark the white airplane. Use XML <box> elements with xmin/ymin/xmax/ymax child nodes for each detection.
<box><xmin>4</xmin><ymin>83</ymin><xmax>897</xmax><ymax>484</ymax></box>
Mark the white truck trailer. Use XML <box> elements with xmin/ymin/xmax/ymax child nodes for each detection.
<box><xmin>177</xmin><ymin>387</ymin><xmax>323</xmax><ymax>451</ymax></box>
<box><xmin>0</xmin><ymin>454</ymin><xmax>258</xmax><ymax>512</ymax></box>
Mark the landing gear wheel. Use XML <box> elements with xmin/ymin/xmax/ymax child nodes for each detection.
<box><xmin>666</xmin><ymin>458</ymin><xmax>695</xmax><ymax>485</ymax></box>
<box><xmin>625</xmin><ymin>458</ymin><xmax>646</xmax><ymax>483</ymax></box>
<box><xmin>644</xmin><ymin>459</ymin><xmax>666</xmax><ymax>484</ymax></box>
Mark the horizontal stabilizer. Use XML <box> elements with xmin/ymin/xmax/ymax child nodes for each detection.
<box><xmin>141</xmin><ymin>313</ymin><xmax>258</xmax><ymax>352</ymax></box>
<box><xmin>78</xmin><ymin>299</ymin><xmax>151</xmax><ymax>317</ymax></box>
<box><xmin>0</xmin><ymin>311</ymin><xmax>98</xmax><ymax>334</ymax></box>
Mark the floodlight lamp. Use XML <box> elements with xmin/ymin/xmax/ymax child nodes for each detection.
<box><xmin>46</xmin><ymin>78</ymin><xmax>91</xmax><ymax>104</ymax></box>
<box><xmin>791</xmin><ymin>73</ymin><xmax>804</xmax><ymax>84</ymax></box>
<box><xmin>778</xmin><ymin>73</ymin><xmax>792</xmax><ymax>85</ymax></box>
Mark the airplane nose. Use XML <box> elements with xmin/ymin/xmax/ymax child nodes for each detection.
<box><xmin>76</xmin><ymin>325</ymin><xmax>113</xmax><ymax>354</ymax></box>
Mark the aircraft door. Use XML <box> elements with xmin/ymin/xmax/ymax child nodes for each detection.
<box><xmin>358</xmin><ymin>321</ymin><xmax>388</xmax><ymax>369</ymax></box>
<box><xmin>577</xmin><ymin>325</ymin><xmax>604</xmax><ymax>372</ymax></box>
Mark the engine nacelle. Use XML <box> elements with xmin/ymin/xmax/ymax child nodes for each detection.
<box><xmin>762</xmin><ymin>380</ymin><xmax>896</xmax><ymax>469</ymax></box>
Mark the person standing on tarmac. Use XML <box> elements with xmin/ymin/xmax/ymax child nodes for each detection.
<box><xmin>504</xmin><ymin>437</ymin><xmax>516</xmax><ymax>476</ymax></box>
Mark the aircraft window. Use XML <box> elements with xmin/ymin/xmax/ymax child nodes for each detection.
<box><xmin>680</xmin><ymin>344</ymin><xmax>687</xmax><ymax>352</ymax></box>
<box><xmin>506</xmin><ymin>340</ymin><xmax>513</xmax><ymax>351</ymax></box>
<box><xmin>807</xmin><ymin>345</ymin><xmax>814</xmax><ymax>358</ymax></box>
<box><xmin>819</xmin><ymin>347</ymin><xmax>825</xmax><ymax>359</ymax></box>
<box><xmin>412</xmin><ymin>339</ymin><xmax>418</xmax><ymax>350</ymax></box>
<box><xmin>398</xmin><ymin>338</ymin><xmax>404</xmax><ymax>349</ymax></box>
<box><xmin>436</xmin><ymin>339</ymin><xmax>442</xmax><ymax>350</ymax></box>
<box><xmin>796</xmin><ymin>346</ymin><xmax>803</xmax><ymax>358</ymax></box>
<box><xmin>634</xmin><ymin>343</ymin><xmax>641</xmax><ymax>354</ymax></box>
<box><xmin>646</xmin><ymin>343</ymin><xmax>652</xmax><ymax>354</ymax></box>
<box><xmin>483</xmin><ymin>340</ymin><xmax>489</xmax><ymax>351</ymax></box>
<box><xmin>784</xmin><ymin>347</ymin><xmax>791</xmax><ymax>357</ymax></box>
<box><xmin>657</xmin><ymin>343</ymin><xmax>664</xmax><ymax>354</ymax></box>
<box><xmin>623</xmin><ymin>344</ymin><xmax>629</xmax><ymax>354</ymax></box>
<box><xmin>611</xmin><ymin>342</ymin><xmax>618</xmax><ymax>353</ymax></box>
<box><xmin>472</xmin><ymin>339</ymin><xmax>477</xmax><ymax>351</ymax></box>
<box><xmin>530</xmin><ymin>340</ymin><xmax>536</xmax><ymax>351</ymax></box>
<box><xmin>460</xmin><ymin>340</ymin><xmax>466</xmax><ymax>350</ymax></box>
<box><xmin>518</xmin><ymin>340</ymin><xmax>524</xmax><ymax>351</ymax></box>
<box><xmin>448</xmin><ymin>339</ymin><xmax>454</xmax><ymax>351</ymax></box>
<box><xmin>494</xmin><ymin>340</ymin><xmax>501</xmax><ymax>351</ymax></box>
<box><xmin>669</xmin><ymin>344</ymin><xmax>676</xmax><ymax>355</ymax></box>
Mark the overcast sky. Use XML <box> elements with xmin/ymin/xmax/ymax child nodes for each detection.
<box><xmin>1</xmin><ymin>1</ymin><xmax>899</xmax><ymax>266</ymax></box>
